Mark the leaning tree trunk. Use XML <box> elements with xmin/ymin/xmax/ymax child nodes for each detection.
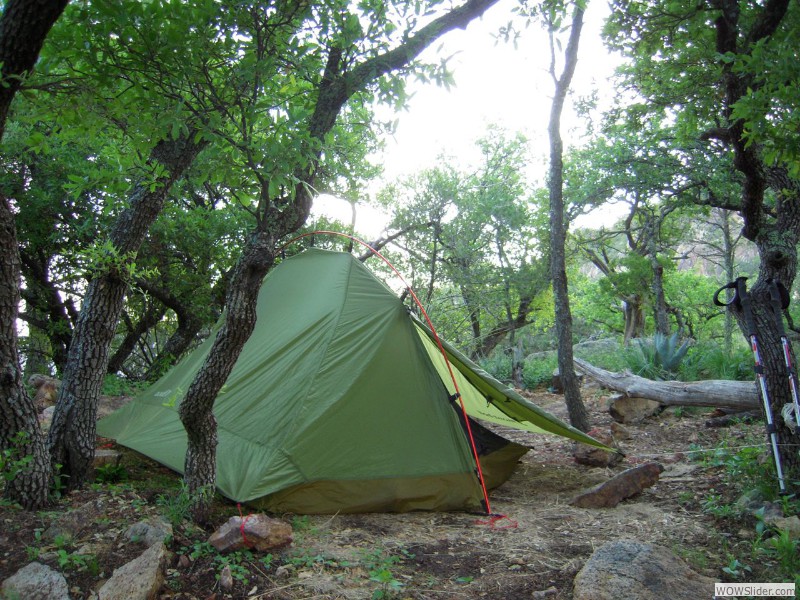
<box><xmin>0</xmin><ymin>0</ymin><xmax>71</xmax><ymax>509</ymax></box>
<box><xmin>547</xmin><ymin>5</ymin><xmax>588</xmax><ymax>431</ymax></box>
<box><xmin>178</xmin><ymin>230</ymin><xmax>283</xmax><ymax>523</ymax></box>
<box><xmin>48</xmin><ymin>134</ymin><xmax>205</xmax><ymax>489</ymax></box>
<box><xmin>0</xmin><ymin>194</ymin><xmax>51</xmax><ymax>509</ymax></box>
<box><xmin>574</xmin><ymin>358</ymin><xmax>758</xmax><ymax>410</ymax></box>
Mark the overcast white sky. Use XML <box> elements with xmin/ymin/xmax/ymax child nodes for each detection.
<box><xmin>313</xmin><ymin>0</ymin><xmax>624</xmax><ymax>236</ymax></box>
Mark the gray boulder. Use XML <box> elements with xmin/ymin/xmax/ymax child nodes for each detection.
<box><xmin>573</xmin><ymin>539</ymin><xmax>714</xmax><ymax>600</ymax></box>
<box><xmin>97</xmin><ymin>541</ymin><xmax>167</xmax><ymax>600</ymax></box>
<box><xmin>1</xmin><ymin>561</ymin><xmax>70</xmax><ymax>600</ymax></box>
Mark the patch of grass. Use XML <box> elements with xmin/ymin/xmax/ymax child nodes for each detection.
<box><xmin>156</xmin><ymin>482</ymin><xmax>212</xmax><ymax>527</ymax></box>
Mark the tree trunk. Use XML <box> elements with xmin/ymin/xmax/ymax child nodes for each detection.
<box><xmin>0</xmin><ymin>194</ymin><xmax>51</xmax><ymax>509</ymax></box>
<box><xmin>179</xmin><ymin>232</ymin><xmax>282</xmax><ymax>523</ymax></box>
<box><xmin>547</xmin><ymin>6</ymin><xmax>588</xmax><ymax>432</ymax></box>
<box><xmin>622</xmin><ymin>295</ymin><xmax>645</xmax><ymax>344</ymax></box>
<box><xmin>0</xmin><ymin>0</ymin><xmax>70</xmax><ymax>138</ymax></box>
<box><xmin>719</xmin><ymin>209</ymin><xmax>737</xmax><ymax>354</ymax></box>
<box><xmin>0</xmin><ymin>0</ymin><xmax>71</xmax><ymax>509</ymax></box>
<box><xmin>48</xmin><ymin>133</ymin><xmax>205</xmax><ymax>489</ymax></box>
<box><xmin>710</xmin><ymin>0</ymin><xmax>799</xmax><ymax>487</ymax></box>
<box><xmin>574</xmin><ymin>358</ymin><xmax>758</xmax><ymax>410</ymax></box>
<box><xmin>106</xmin><ymin>303</ymin><xmax>166</xmax><ymax>375</ymax></box>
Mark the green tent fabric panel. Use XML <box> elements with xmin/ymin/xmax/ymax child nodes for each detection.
<box><xmin>413</xmin><ymin>320</ymin><xmax>610</xmax><ymax>449</ymax></box>
<box><xmin>286</xmin><ymin>258</ymin><xmax>477</xmax><ymax>483</ymax></box>
<box><xmin>214</xmin><ymin>253</ymin><xmax>352</xmax><ymax>447</ymax></box>
<box><xmin>97</xmin><ymin>401</ymin><xmax>188</xmax><ymax>474</ymax></box>
<box><xmin>291</xmin><ymin>315</ymin><xmax>475</xmax><ymax>482</ymax></box>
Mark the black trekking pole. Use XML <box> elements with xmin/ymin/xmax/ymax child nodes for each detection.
<box><xmin>714</xmin><ymin>277</ymin><xmax>788</xmax><ymax>495</ymax></box>
<box><xmin>767</xmin><ymin>279</ymin><xmax>800</xmax><ymax>436</ymax></box>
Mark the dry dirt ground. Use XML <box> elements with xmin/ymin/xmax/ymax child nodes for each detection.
<box><xmin>0</xmin><ymin>384</ymin><xmax>780</xmax><ymax>599</ymax></box>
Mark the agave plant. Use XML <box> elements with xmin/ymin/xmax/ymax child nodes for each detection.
<box><xmin>628</xmin><ymin>332</ymin><xmax>691</xmax><ymax>380</ymax></box>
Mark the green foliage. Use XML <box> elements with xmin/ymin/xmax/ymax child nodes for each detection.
<box><xmin>379</xmin><ymin>128</ymin><xmax>548</xmax><ymax>356</ymax></box>
<box><xmin>181</xmin><ymin>541</ymin><xmax>256</xmax><ymax>583</ymax></box>
<box><xmin>94</xmin><ymin>463</ymin><xmax>128</xmax><ymax>484</ymax></box>
<box><xmin>677</xmin><ymin>341</ymin><xmax>753</xmax><ymax>382</ymax></box>
<box><xmin>522</xmin><ymin>355</ymin><xmax>559</xmax><ymax>388</ymax></box>
<box><xmin>722</xmin><ymin>557</ymin><xmax>751</xmax><ymax>580</ymax></box>
<box><xmin>0</xmin><ymin>432</ymin><xmax>34</xmax><ymax>489</ymax></box>
<box><xmin>361</xmin><ymin>548</ymin><xmax>414</xmax><ymax>600</ymax></box>
<box><xmin>78</xmin><ymin>239</ymin><xmax>158</xmax><ymax>284</ymax></box>
<box><xmin>156</xmin><ymin>482</ymin><xmax>211</xmax><ymax>527</ymax></box>
<box><xmin>625</xmin><ymin>333</ymin><xmax>690</xmax><ymax>380</ymax></box>
<box><xmin>102</xmin><ymin>374</ymin><xmax>146</xmax><ymax>397</ymax></box>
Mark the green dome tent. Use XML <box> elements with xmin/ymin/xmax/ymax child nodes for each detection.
<box><xmin>98</xmin><ymin>249</ymin><xmax>605</xmax><ymax>513</ymax></box>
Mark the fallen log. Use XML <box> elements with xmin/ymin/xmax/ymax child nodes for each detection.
<box><xmin>574</xmin><ymin>358</ymin><xmax>759</xmax><ymax>410</ymax></box>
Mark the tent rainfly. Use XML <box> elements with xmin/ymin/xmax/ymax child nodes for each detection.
<box><xmin>98</xmin><ymin>249</ymin><xmax>606</xmax><ymax>513</ymax></box>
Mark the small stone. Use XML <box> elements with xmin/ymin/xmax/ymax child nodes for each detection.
<box><xmin>219</xmin><ymin>565</ymin><xmax>233</xmax><ymax>591</ymax></box>
<box><xmin>275</xmin><ymin>566</ymin><xmax>291</xmax><ymax>578</ymax></box>
<box><xmin>573</xmin><ymin>430</ymin><xmax>622</xmax><ymax>468</ymax></box>
<box><xmin>610</xmin><ymin>422</ymin><xmax>631</xmax><ymax>441</ymax></box>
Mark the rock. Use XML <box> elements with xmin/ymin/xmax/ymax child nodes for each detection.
<box><xmin>771</xmin><ymin>515</ymin><xmax>800</xmax><ymax>539</ymax></box>
<box><xmin>532</xmin><ymin>586</ymin><xmax>558</xmax><ymax>599</ymax></box>
<box><xmin>208</xmin><ymin>514</ymin><xmax>292</xmax><ymax>553</ymax></box>
<box><xmin>573</xmin><ymin>539</ymin><xmax>715</xmax><ymax>600</ymax></box>
<box><xmin>760</xmin><ymin>501</ymin><xmax>785</xmax><ymax>524</ymax></box>
<box><xmin>275</xmin><ymin>565</ymin><xmax>292</xmax><ymax>578</ymax></box>
<box><xmin>573</xmin><ymin>430</ymin><xmax>623</xmax><ymax>468</ymax></box>
<box><xmin>1</xmin><ymin>561</ymin><xmax>70</xmax><ymax>600</ymax></box>
<box><xmin>609</xmin><ymin>396</ymin><xmax>662</xmax><ymax>424</ymax></box>
<box><xmin>97</xmin><ymin>541</ymin><xmax>167</xmax><ymax>600</ymax></box>
<box><xmin>43</xmin><ymin>499</ymin><xmax>103</xmax><ymax>542</ymax></box>
<box><xmin>219</xmin><ymin>565</ymin><xmax>234</xmax><ymax>591</ymax></box>
<box><xmin>571</xmin><ymin>463</ymin><xmax>664</xmax><ymax>509</ymax></box>
<box><xmin>93</xmin><ymin>448</ymin><xmax>123</xmax><ymax>470</ymax></box>
<box><xmin>127</xmin><ymin>516</ymin><xmax>173</xmax><ymax>548</ymax></box>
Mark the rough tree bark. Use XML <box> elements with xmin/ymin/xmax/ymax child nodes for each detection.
<box><xmin>177</xmin><ymin>0</ymin><xmax>503</xmax><ymax>522</ymax></box>
<box><xmin>48</xmin><ymin>133</ymin><xmax>205</xmax><ymax>489</ymax></box>
<box><xmin>706</xmin><ymin>0</ymin><xmax>800</xmax><ymax>483</ymax></box>
<box><xmin>0</xmin><ymin>0</ymin><xmax>70</xmax><ymax>138</ymax></box>
<box><xmin>547</xmin><ymin>5</ymin><xmax>589</xmax><ymax>431</ymax></box>
<box><xmin>0</xmin><ymin>194</ymin><xmax>52</xmax><ymax>508</ymax></box>
<box><xmin>0</xmin><ymin>0</ymin><xmax>71</xmax><ymax>509</ymax></box>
